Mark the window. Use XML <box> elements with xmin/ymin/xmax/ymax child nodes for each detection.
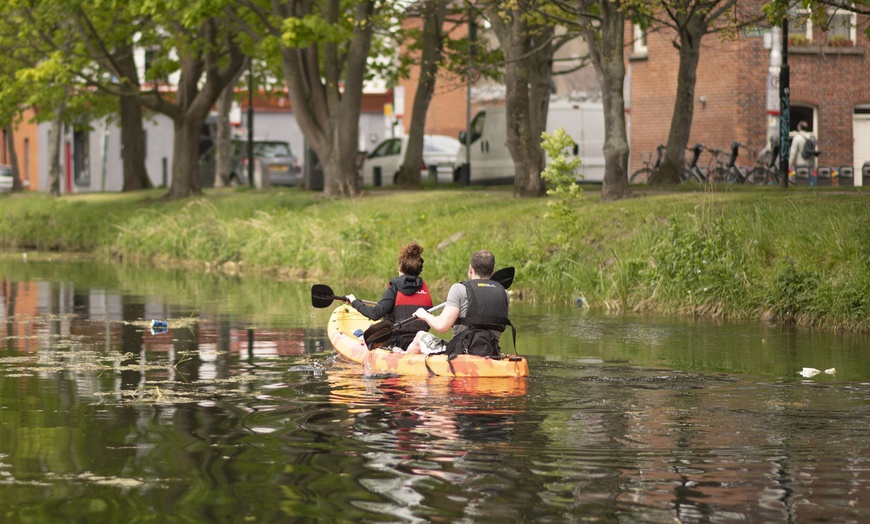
<box><xmin>470</xmin><ymin>112</ymin><xmax>486</xmax><ymax>143</ymax></box>
<box><xmin>369</xmin><ymin>139</ymin><xmax>399</xmax><ymax>159</ymax></box>
<box><xmin>788</xmin><ymin>7</ymin><xmax>813</xmax><ymax>44</ymax></box>
<box><xmin>633</xmin><ymin>24</ymin><xmax>648</xmax><ymax>55</ymax></box>
<box><xmin>73</xmin><ymin>129</ymin><xmax>90</xmax><ymax>187</ymax></box>
<box><xmin>826</xmin><ymin>8</ymin><xmax>856</xmax><ymax>46</ymax></box>
<box><xmin>789</xmin><ymin>105</ymin><xmax>816</xmax><ymax>134</ymax></box>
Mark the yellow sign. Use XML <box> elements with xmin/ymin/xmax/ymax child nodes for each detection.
<box><xmin>384</xmin><ymin>103</ymin><xmax>393</xmax><ymax>117</ymax></box>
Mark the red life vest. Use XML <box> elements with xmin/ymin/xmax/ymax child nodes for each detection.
<box><xmin>388</xmin><ymin>281</ymin><xmax>433</xmax><ymax>334</ymax></box>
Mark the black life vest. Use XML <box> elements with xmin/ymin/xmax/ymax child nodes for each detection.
<box><xmin>447</xmin><ymin>279</ymin><xmax>516</xmax><ymax>358</ymax></box>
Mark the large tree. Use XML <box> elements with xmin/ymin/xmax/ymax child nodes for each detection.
<box><xmin>239</xmin><ymin>0</ymin><xmax>383</xmax><ymax>197</ymax></box>
<box><xmin>0</xmin><ymin>0</ymin><xmax>246</xmax><ymax>198</ymax></box>
<box><xmin>135</xmin><ymin>2</ymin><xmax>246</xmax><ymax>199</ymax></box>
<box><xmin>555</xmin><ymin>0</ymin><xmax>631</xmax><ymax>201</ymax></box>
<box><xmin>395</xmin><ymin>0</ymin><xmax>449</xmax><ymax>188</ymax></box>
<box><xmin>483</xmin><ymin>1</ymin><xmax>558</xmax><ymax>198</ymax></box>
<box><xmin>0</xmin><ymin>0</ymin><xmax>152</xmax><ymax>192</ymax></box>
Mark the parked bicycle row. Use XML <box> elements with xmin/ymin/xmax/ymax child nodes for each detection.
<box><xmin>628</xmin><ymin>141</ymin><xmax>848</xmax><ymax>186</ymax></box>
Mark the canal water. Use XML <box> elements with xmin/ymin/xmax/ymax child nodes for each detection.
<box><xmin>1</xmin><ymin>259</ymin><xmax>869</xmax><ymax>523</ymax></box>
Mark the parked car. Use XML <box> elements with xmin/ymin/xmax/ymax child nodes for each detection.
<box><xmin>0</xmin><ymin>165</ymin><xmax>14</xmax><ymax>192</ymax></box>
<box><xmin>199</xmin><ymin>139</ymin><xmax>301</xmax><ymax>188</ymax></box>
<box><xmin>360</xmin><ymin>135</ymin><xmax>461</xmax><ymax>186</ymax></box>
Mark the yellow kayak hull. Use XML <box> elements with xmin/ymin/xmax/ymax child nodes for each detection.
<box><xmin>327</xmin><ymin>305</ymin><xmax>530</xmax><ymax>378</ymax></box>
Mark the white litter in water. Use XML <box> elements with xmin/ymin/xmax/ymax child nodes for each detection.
<box><xmin>797</xmin><ymin>367</ymin><xmax>836</xmax><ymax>378</ymax></box>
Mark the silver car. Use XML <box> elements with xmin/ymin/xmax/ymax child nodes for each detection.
<box><xmin>200</xmin><ymin>139</ymin><xmax>301</xmax><ymax>187</ymax></box>
<box><xmin>361</xmin><ymin>135</ymin><xmax>461</xmax><ymax>186</ymax></box>
<box><xmin>0</xmin><ymin>165</ymin><xmax>14</xmax><ymax>193</ymax></box>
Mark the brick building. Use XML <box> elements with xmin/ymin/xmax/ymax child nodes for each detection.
<box><xmin>397</xmin><ymin>16</ymin><xmax>599</xmax><ymax>141</ymax></box>
<box><xmin>626</xmin><ymin>8</ymin><xmax>870</xmax><ymax>186</ymax></box>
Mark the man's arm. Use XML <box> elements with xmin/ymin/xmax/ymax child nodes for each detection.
<box><xmin>414</xmin><ymin>305</ymin><xmax>460</xmax><ymax>334</ymax></box>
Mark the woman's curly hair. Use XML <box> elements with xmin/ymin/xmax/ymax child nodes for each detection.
<box><xmin>398</xmin><ymin>242</ymin><xmax>424</xmax><ymax>276</ymax></box>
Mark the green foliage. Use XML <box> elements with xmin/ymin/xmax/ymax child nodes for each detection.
<box><xmin>639</xmin><ymin>215</ymin><xmax>755</xmax><ymax>312</ymax></box>
<box><xmin>1</xmin><ymin>188</ymin><xmax>869</xmax><ymax>332</ymax></box>
<box><xmin>282</xmin><ymin>14</ymin><xmax>353</xmax><ymax>48</ymax></box>
<box><xmin>768</xmin><ymin>260</ymin><xmax>819</xmax><ymax>319</ymax></box>
<box><xmin>541</xmin><ymin>128</ymin><xmax>583</xmax><ymax>243</ymax></box>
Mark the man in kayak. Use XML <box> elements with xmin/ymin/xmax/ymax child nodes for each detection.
<box><xmin>346</xmin><ymin>241</ymin><xmax>433</xmax><ymax>350</ymax></box>
<box><xmin>406</xmin><ymin>249</ymin><xmax>510</xmax><ymax>357</ymax></box>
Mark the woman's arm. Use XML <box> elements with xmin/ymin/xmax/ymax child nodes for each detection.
<box><xmin>352</xmin><ymin>286</ymin><xmax>396</xmax><ymax>320</ymax></box>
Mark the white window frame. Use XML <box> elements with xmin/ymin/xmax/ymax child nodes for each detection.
<box><xmin>826</xmin><ymin>8</ymin><xmax>857</xmax><ymax>45</ymax></box>
<box><xmin>788</xmin><ymin>7</ymin><xmax>813</xmax><ymax>43</ymax></box>
<box><xmin>633</xmin><ymin>24</ymin><xmax>648</xmax><ymax>55</ymax></box>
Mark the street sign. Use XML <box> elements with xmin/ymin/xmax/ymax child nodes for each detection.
<box><xmin>766</xmin><ymin>73</ymin><xmax>780</xmax><ymax>114</ymax></box>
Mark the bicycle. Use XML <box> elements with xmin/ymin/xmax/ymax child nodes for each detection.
<box><xmin>708</xmin><ymin>141</ymin><xmax>751</xmax><ymax>184</ymax></box>
<box><xmin>747</xmin><ymin>141</ymin><xmax>782</xmax><ymax>185</ymax></box>
<box><xmin>679</xmin><ymin>143</ymin><xmax>709</xmax><ymax>183</ymax></box>
<box><xmin>629</xmin><ymin>144</ymin><xmax>666</xmax><ymax>184</ymax></box>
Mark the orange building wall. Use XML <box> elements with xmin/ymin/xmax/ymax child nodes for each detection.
<box><xmin>399</xmin><ymin>15</ymin><xmax>478</xmax><ymax>140</ymax></box>
<box><xmin>5</xmin><ymin>108</ymin><xmax>40</xmax><ymax>191</ymax></box>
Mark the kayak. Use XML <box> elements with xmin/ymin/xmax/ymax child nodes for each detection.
<box><xmin>327</xmin><ymin>305</ymin><xmax>530</xmax><ymax>378</ymax></box>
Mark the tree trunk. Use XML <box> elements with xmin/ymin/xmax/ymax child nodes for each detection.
<box><xmin>113</xmin><ymin>40</ymin><xmax>151</xmax><ymax>191</ymax></box>
<box><xmin>277</xmin><ymin>0</ymin><xmax>376</xmax><ymax>198</ymax></box>
<box><xmin>48</xmin><ymin>106</ymin><xmax>64</xmax><ymax>197</ymax></box>
<box><xmin>118</xmin><ymin>95</ymin><xmax>151</xmax><ymax>191</ymax></box>
<box><xmin>215</xmin><ymin>81</ymin><xmax>233</xmax><ymax>189</ymax></box>
<box><xmin>396</xmin><ymin>0</ymin><xmax>446</xmax><ymax>187</ymax></box>
<box><xmin>487</xmin><ymin>4</ymin><xmax>553</xmax><ymax>198</ymax></box>
<box><xmin>580</xmin><ymin>0</ymin><xmax>630</xmax><ymax>202</ymax></box>
<box><xmin>520</xmin><ymin>31</ymin><xmax>553</xmax><ymax>197</ymax></box>
<box><xmin>653</xmin><ymin>17</ymin><xmax>704</xmax><ymax>185</ymax></box>
<box><xmin>215</xmin><ymin>65</ymin><xmax>246</xmax><ymax>188</ymax></box>
<box><xmin>139</xmin><ymin>19</ymin><xmax>245</xmax><ymax>199</ymax></box>
<box><xmin>4</xmin><ymin>126</ymin><xmax>23</xmax><ymax>191</ymax></box>
<box><xmin>166</xmin><ymin>117</ymin><xmax>203</xmax><ymax>199</ymax></box>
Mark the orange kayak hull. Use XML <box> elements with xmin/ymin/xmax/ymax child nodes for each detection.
<box><xmin>327</xmin><ymin>305</ymin><xmax>530</xmax><ymax>378</ymax></box>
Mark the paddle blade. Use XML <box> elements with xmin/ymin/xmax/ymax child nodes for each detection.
<box><xmin>492</xmin><ymin>266</ymin><xmax>515</xmax><ymax>290</ymax></box>
<box><xmin>363</xmin><ymin>320</ymin><xmax>394</xmax><ymax>350</ymax></box>
<box><xmin>311</xmin><ymin>284</ymin><xmax>343</xmax><ymax>308</ymax></box>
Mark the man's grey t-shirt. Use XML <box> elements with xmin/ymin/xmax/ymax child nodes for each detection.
<box><xmin>445</xmin><ymin>281</ymin><xmax>509</xmax><ymax>340</ymax></box>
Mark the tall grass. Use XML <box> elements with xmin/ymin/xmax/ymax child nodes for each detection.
<box><xmin>1</xmin><ymin>185</ymin><xmax>868</xmax><ymax>331</ymax></box>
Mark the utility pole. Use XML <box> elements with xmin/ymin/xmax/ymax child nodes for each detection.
<box><xmin>463</xmin><ymin>5</ymin><xmax>476</xmax><ymax>187</ymax></box>
<box><xmin>766</xmin><ymin>28</ymin><xmax>782</xmax><ymax>147</ymax></box>
<box><xmin>779</xmin><ymin>19</ymin><xmax>790</xmax><ymax>190</ymax></box>
<box><xmin>247</xmin><ymin>61</ymin><xmax>255</xmax><ymax>188</ymax></box>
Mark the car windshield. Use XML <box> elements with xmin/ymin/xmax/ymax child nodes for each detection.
<box><xmin>424</xmin><ymin>136</ymin><xmax>461</xmax><ymax>154</ymax></box>
<box><xmin>254</xmin><ymin>142</ymin><xmax>292</xmax><ymax>158</ymax></box>
<box><xmin>229</xmin><ymin>141</ymin><xmax>292</xmax><ymax>158</ymax></box>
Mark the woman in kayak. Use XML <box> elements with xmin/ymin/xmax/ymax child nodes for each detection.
<box><xmin>346</xmin><ymin>241</ymin><xmax>433</xmax><ymax>350</ymax></box>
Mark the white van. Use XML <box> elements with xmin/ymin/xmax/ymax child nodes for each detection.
<box><xmin>454</xmin><ymin>100</ymin><xmax>605</xmax><ymax>184</ymax></box>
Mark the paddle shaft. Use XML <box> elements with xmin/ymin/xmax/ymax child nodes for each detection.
<box><xmin>311</xmin><ymin>284</ymin><xmax>377</xmax><ymax>308</ymax></box>
<box><xmin>321</xmin><ymin>292</ymin><xmax>377</xmax><ymax>305</ymax></box>
<box><xmin>393</xmin><ymin>302</ymin><xmax>445</xmax><ymax>329</ymax></box>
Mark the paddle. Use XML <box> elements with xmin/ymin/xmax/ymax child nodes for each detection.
<box><xmin>310</xmin><ymin>284</ymin><xmax>376</xmax><ymax>308</ymax></box>
<box><xmin>363</xmin><ymin>266</ymin><xmax>515</xmax><ymax>350</ymax></box>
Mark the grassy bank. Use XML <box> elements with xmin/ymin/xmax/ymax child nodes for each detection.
<box><xmin>1</xmin><ymin>184</ymin><xmax>868</xmax><ymax>331</ymax></box>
